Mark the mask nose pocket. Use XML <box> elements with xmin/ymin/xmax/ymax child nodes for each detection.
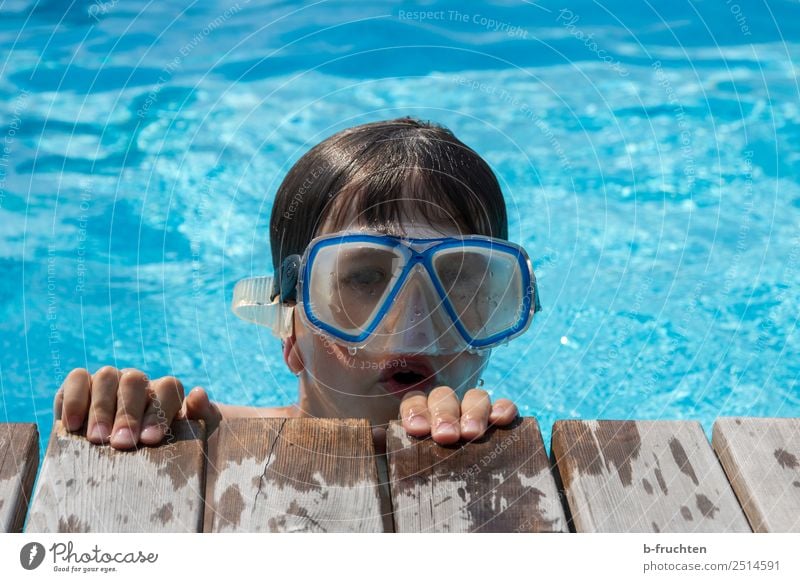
<box><xmin>385</xmin><ymin>265</ymin><xmax>438</xmax><ymax>343</ymax></box>
<box><xmin>368</xmin><ymin>263</ymin><xmax>465</xmax><ymax>354</ymax></box>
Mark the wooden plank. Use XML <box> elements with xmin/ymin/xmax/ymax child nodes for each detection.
<box><xmin>25</xmin><ymin>419</ymin><xmax>205</xmax><ymax>532</ymax></box>
<box><xmin>387</xmin><ymin>417</ymin><xmax>567</xmax><ymax>532</ymax></box>
<box><xmin>713</xmin><ymin>417</ymin><xmax>800</xmax><ymax>532</ymax></box>
<box><xmin>551</xmin><ymin>420</ymin><xmax>751</xmax><ymax>532</ymax></box>
<box><xmin>204</xmin><ymin>418</ymin><xmax>384</xmax><ymax>532</ymax></box>
<box><xmin>0</xmin><ymin>423</ymin><xmax>39</xmax><ymax>532</ymax></box>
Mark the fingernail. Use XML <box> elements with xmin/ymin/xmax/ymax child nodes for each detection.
<box><xmin>407</xmin><ymin>415</ymin><xmax>429</xmax><ymax>431</ymax></box>
<box><xmin>66</xmin><ymin>415</ymin><xmax>82</xmax><ymax>431</ymax></box>
<box><xmin>111</xmin><ymin>427</ymin><xmax>137</xmax><ymax>449</ymax></box>
<box><xmin>89</xmin><ymin>423</ymin><xmax>110</xmax><ymax>442</ymax></box>
<box><xmin>434</xmin><ymin>420</ymin><xmax>457</xmax><ymax>438</ymax></box>
<box><xmin>492</xmin><ymin>404</ymin><xmax>507</xmax><ymax>418</ymax></box>
<box><xmin>140</xmin><ymin>425</ymin><xmax>162</xmax><ymax>443</ymax></box>
<box><xmin>462</xmin><ymin>419</ymin><xmax>481</xmax><ymax>435</ymax></box>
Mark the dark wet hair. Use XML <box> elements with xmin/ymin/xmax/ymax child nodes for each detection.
<box><xmin>269</xmin><ymin>116</ymin><xmax>508</xmax><ymax>275</ymax></box>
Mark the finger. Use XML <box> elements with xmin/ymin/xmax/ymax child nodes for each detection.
<box><xmin>61</xmin><ymin>368</ymin><xmax>91</xmax><ymax>432</ymax></box>
<box><xmin>488</xmin><ymin>398</ymin><xmax>518</xmax><ymax>426</ymax></box>
<box><xmin>53</xmin><ymin>386</ymin><xmax>64</xmax><ymax>421</ymax></box>
<box><xmin>460</xmin><ymin>388</ymin><xmax>492</xmax><ymax>440</ymax></box>
<box><xmin>184</xmin><ymin>387</ymin><xmax>223</xmax><ymax>436</ymax></box>
<box><xmin>86</xmin><ymin>366</ymin><xmax>120</xmax><ymax>444</ymax></box>
<box><xmin>399</xmin><ymin>390</ymin><xmax>430</xmax><ymax>436</ymax></box>
<box><xmin>139</xmin><ymin>376</ymin><xmax>185</xmax><ymax>445</ymax></box>
<box><xmin>427</xmin><ymin>386</ymin><xmax>460</xmax><ymax>445</ymax></box>
<box><xmin>110</xmin><ymin>369</ymin><xmax>150</xmax><ymax>449</ymax></box>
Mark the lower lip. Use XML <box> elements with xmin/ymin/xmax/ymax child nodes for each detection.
<box><xmin>379</xmin><ymin>376</ymin><xmax>436</xmax><ymax>398</ymax></box>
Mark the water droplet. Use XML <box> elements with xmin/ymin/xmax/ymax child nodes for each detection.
<box><xmin>560</xmin><ymin>336</ymin><xmax>569</xmax><ymax>345</ymax></box>
<box><xmin>347</xmin><ymin>346</ymin><xmax>358</xmax><ymax>356</ymax></box>
<box><xmin>477</xmin><ymin>378</ymin><xmax>485</xmax><ymax>387</ymax></box>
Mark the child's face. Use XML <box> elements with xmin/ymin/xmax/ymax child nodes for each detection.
<box><xmin>286</xmin><ymin>219</ymin><xmax>490</xmax><ymax>425</ymax></box>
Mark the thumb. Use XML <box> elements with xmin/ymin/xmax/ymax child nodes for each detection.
<box><xmin>183</xmin><ymin>387</ymin><xmax>223</xmax><ymax>435</ymax></box>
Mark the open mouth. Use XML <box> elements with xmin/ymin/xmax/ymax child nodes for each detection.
<box><xmin>378</xmin><ymin>358</ymin><xmax>437</xmax><ymax>398</ymax></box>
<box><xmin>392</xmin><ymin>370</ymin><xmax>427</xmax><ymax>384</ymax></box>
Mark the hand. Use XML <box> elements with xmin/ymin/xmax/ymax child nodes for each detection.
<box><xmin>399</xmin><ymin>386</ymin><xmax>518</xmax><ymax>445</ymax></box>
<box><xmin>53</xmin><ymin>366</ymin><xmax>223</xmax><ymax>450</ymax></box>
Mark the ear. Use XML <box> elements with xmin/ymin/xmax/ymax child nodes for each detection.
<box><xmin>282</xmin><ymin>310</ymin><xmax>304</xmax><ymax>375</ymax></box>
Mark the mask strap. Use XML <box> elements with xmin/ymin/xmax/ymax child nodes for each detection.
<box><xmin>272</xmin><ymin>254</ymin><xmax>302</xmax><ymax>302</ymax></box>
<box><xmin>231</xmin><ymin>284</ymin><xmax>296</xmax><ymax>338</ymax></box>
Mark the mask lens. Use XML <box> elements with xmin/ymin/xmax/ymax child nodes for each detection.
<box><xmin>433</xmin><ymin>246</ymin><xmax>525</xmax><ymax>341</ymax></box>
<box><xmin>307</xmin><ymin>242</ymin><xmax>403</xmax><ymax>333</ymax></box>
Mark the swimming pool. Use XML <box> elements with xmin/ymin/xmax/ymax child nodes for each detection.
<box><xmin>1</xmin><ymin>0</ymin><xmax>798</xmax><ymax>460</ymax></box>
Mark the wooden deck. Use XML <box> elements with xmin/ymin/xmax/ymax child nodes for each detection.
<box><xmin>1</xmin><ymin>417</ymin><xmax>798</xmax><ymax>533</ymax></box>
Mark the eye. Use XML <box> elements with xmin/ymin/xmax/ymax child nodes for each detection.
<box><xmin>439</xmin><ymin>266</ymin><xmax>483</xmax><ymax>287</ymax></box>
<box><xmin>340</xmin><ymin>267</ymin><xmax>386</xmax><ymax>288</ymax></box>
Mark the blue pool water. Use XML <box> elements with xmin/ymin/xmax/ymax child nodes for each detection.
<box><xmin>1</xmin><ymin>1</ymin><xmax>799</xmax><ymax>460</ymax></box>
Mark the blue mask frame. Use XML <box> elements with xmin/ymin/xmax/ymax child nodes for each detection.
<box><xmin>295</xmin><ymin>232</ymin><xmax>542</xmax><ymax>351</ymax></box>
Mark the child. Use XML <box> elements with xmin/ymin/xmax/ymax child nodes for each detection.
<box><xmin>53</xmin><ymin>116</ymin><xmax>540</xmax><ymax>451</ymax></box>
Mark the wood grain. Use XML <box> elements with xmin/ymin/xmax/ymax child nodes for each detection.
<box><xmin>0</xmin><ymin>423</ymin><xmax>39</xmax><ymax>532</ymax></box>
<box><xmin>204</xmin><ymin>418</ymin><xmax>384</xmax><ymax>532</ymax></box>
<box><xmin>552</xmin><ymin>420</ymin><xmax>751</xmax><ymax>532</ymax></box>
<box><xmin>25</xmin><ymin>420</ymin><xmax>206</xmax><ymax>532</ymax></box>
<box><xmin>387</xmin><ymin>417</ymin><xmax>567</xmax><ymax>532</ymax></box>
<box><xmin>713</xmin><ymin>417</ymin><xmax>800</xmax><ymax>532</ymax></box>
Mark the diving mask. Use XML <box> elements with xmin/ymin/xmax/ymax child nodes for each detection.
<box><xmin>232</xmin><ymin>231</ymin><xmax>541</xmax><ymax>355</ymax></box>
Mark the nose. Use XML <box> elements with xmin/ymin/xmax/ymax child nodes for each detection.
<box><xmin>381</xmin><ymin>265</ymin><xmax>440</xmax><ymax>349</ymax></box>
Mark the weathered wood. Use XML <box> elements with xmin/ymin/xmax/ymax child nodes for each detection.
<box><xmin>25</xmin><ymin>420</ymin><xmax>206</xmax><ymax>532</ymax></box>
<box><xmin>204</xmin><ymin>418</ymin><xmax>384</xmax><ymax>532</ymax></box>
<box><xmin>0</xmin><ymin>423</ymin><xmax>39</xmax><ymax>532</ymax></box>
<box><xmin>387</xmin><ymin>417</ymin><xmax>567</xmax><ymax>532</ymax></box>
<box><xmin>713</xmin><ymin>417</ymin><xmax>800</xmax><ymax>532</ymax></box>
<box><xmin>552</xmin><ymin>420</ymin><xmax>751</xmax><ymax>532</ymax></box>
